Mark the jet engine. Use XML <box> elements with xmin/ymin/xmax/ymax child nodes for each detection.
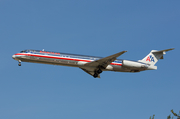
<box><xmin>122</xmin><ymin>60</ymin><xmax>148</xmax><ymax>69</ymax></box>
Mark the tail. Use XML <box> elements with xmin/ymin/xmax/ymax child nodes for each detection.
<box><xmin>139</xmin><ymin>48</ymin><xmax>174</xmax><ymax>67</ymax></box>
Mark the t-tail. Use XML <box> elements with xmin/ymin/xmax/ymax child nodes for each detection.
<box><xmin>139</xmin><ymin>48</ymin><xmax>174</xmax><ymax>70</ymax></box>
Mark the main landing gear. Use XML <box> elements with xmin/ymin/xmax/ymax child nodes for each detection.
<box><xmin>93</xmin><ymin>69</ymin><xmax>102</xmax><ymax>78</ymax></box>
<box><xmin>18</xmin><ymin>60</ymin><xmax>21</xmax><ymax>66</ymax></box>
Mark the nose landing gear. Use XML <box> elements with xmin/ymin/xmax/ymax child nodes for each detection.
<box><xmin>18</xmin><ymin>60</ymin><xmax>21</xmax><ymax>66</ymax></box>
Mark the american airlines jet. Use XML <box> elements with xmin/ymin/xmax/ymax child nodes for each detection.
<box><xmin>12</xmin><ymin>48</ymin><xmax>174</xmax><ymax>78</ymax></box>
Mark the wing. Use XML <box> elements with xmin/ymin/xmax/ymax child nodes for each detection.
<box><xmin>80</xmin><ymin>51</ymin><xmax>127</xmax><ymax>78</ymax></box>
<box><xmin>84</xmin><ymin>51</ymin><xmax>127</xmax><ymax>68</ymax></box>
<box><xmin>80</xmin><ymin>68</ymin><xmax>100</xmax><ymax>78</ymax></box>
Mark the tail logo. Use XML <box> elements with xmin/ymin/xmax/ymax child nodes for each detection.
<box><xmin>146</xmin><ymin>55</ymin><xmax>155</xmax><ymax>62</ymax></box>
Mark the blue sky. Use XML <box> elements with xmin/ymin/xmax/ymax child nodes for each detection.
<box><xmin>0</xmin><ymin>0</ymin><xmax>180</xmax><ymax>119</ymax></box>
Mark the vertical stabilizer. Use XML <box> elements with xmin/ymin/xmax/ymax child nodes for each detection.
<box><xmin>139</xmin><ymin>48</ymin><xmax>174</xmax><ymax>66</ymax></box>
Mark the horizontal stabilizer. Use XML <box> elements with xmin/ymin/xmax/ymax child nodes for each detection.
<box><xmin>152</xmin><ymin>48</ymin><xmax>174</xmax><ymax>53</ymax></box>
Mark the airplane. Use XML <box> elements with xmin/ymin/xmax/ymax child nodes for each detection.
<box><xmin>12</xmin><ymin>48</ymin><xmax>174</xmax><ymax>78</ymax></box>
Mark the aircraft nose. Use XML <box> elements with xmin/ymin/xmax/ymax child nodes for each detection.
<box><xmin>12</xmin><ymin>55</ymin><xmax>16</xmax><ymax>59</ymax></box>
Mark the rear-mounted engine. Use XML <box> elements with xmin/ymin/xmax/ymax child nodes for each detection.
<box><xmin>122</xmin><ymin>60</ymin><xmax>148</xmax><ymax>69</ymax></box>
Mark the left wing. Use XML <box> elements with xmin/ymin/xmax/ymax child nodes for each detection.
<box><xmin>81</xmin><ymin>68</ymin><xmax>100</xmax><ymax>78</ymax></box>
<box><xmin>84</xmin><ymin>51</ymin><xmax>127</xmax><ymax>68</ymax></box>
<box><xmin>81</xmin><ymin>51</ymin><xmax>127</xmax><ymax>78</ymax></box>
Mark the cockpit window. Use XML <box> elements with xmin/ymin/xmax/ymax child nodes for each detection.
<box><xmin>20</xmin><ymin>50</ymin><xmax>26</xmax><ymax>53</ymax></box>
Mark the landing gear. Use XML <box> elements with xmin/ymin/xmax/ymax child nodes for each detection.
<box><xmin>93</xmin><ymin>73</ymin><xmax>98</xmax><ymax>78</ymax></box>
<box><xmin>18</xmin><ymin>60</ymin><xmax>21</xmax><ymax>66</ymax></box>
<box><xmin>97</xmin><ymin>69</ymin><xmax>102</xmax><ymax>74</ymax></box>
<box><xmin>93</xmin><ymin>69</ymin><xmax>102</xmax><ymax>78</ymax></box>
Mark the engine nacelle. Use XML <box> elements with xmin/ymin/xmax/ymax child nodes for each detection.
<box><xmin>122</xmin><ymin>60</ymin><xmax>148</xmax><ymax>69</ymax></box>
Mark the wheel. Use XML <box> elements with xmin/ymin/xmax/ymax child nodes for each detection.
<box><xmin>97</xmin><ymin>69</ymin><xmax>102</xmax><ymax>74</ymax></box>
<box><xmin>93</xmin><ymin>73</ymin><xmax>98</xmax><ymax>78</ymax></box>
<box><xmin>18</xmin><ymin>63</ymin><xmax>21</xmax><ymax>66</ymax></box>
<box><xmin>18</xmin><ymin>60</ymin><xmax>21</xmax><ymax>66</ymax></box>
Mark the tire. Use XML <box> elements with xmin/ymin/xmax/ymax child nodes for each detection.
<box><xmin>93</xmin><ymin>73</ymin><xmax>98</xmax><ymax>78</ymax></box>
<box><xmin>97</xmin><ymin>69</ymin><xmax>102</xmax><ymax>74</ymax></box>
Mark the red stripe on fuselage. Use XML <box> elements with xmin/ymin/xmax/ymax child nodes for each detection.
<box><xmin>14</xmin><ymin>53</ymin><xmax>122</xmax><ymax>66</ymax></box>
